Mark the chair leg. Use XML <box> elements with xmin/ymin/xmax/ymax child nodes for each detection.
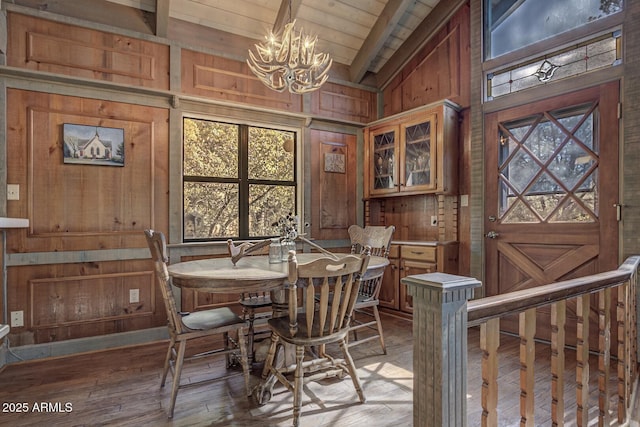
<box><xmin>161</xmin><ymin>337</ymin><xmax>175</xmax><ymax>387</ymax></box>
<box><xmin>261</xmin><ymin>332</ymin><xmax>280</xmax><ymax>380</ymax></box>
<box><xmin>167</xmin><ymin>340</ymin><xmax>187</xmax><ymax>419</ymax></box>
<box><xmin>372</xmin><ymin>306</ymin><xmax>387</xmax><ymax>354</ymax></box>
<box><xmin>339</xmin><ymin>338</ymin><xmax>366</xmax><ymax>403</ymax></box>
<box><xmin>237</xmin><ymin>326</ymin><xmax>252</xmax><ymax>397</ymax></box>
<box><xmin>292</xmin><ymin>345</ymin><xmax>305</xmax><ymax>427</ymax></box>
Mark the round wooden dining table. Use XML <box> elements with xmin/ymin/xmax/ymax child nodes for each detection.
<box><xmin>167</xmin><ymin>252</ymin><xmax>389</xmax><ymax>294</ymax></box>
<box><xmin>167</xmin><ymin>252</ymin><xmax>389</xmax><ymax>404</ymax></box>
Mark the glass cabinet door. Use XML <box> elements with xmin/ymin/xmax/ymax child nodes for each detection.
<box><xmin>401</xmin><ymin>116</ymin><xmax>437</xmax><ymax>192</ymax></box>
<box><xmin>370</xmin><ymin>126</ymin><xmax>398</xmax><ymax>195</ymax></box>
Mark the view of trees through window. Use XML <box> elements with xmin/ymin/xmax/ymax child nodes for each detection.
<box><xmin>484</xmin><ymin>0</ymin><xmax>623</xmax><ymax>59</ymax></box>
<box><xmin>498</xmin><ymin>103</ymin><xmax>599</xmax><ymax>223</ymax></box>
<box><xmin>183</xmin><ymin>118</ymin><xmax>296</xmax><ymax>241</ymax></box>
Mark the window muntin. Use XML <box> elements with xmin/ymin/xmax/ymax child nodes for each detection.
<box><xmin>484</xmin><ymin>0</ymin><xmax>623</xmax><ymax>59</ymax></box>
<box><xmin>498</xmin><ymin>103</ymin><xmax>599</xmax><ymax>224</ymax></box>
<box><xmin>183</xmin><ymin>118</ymin><xmax>296</xmax><ymax>241</ymax></box>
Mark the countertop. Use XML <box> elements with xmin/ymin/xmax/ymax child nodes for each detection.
<box><xmin>391</xmin><ymin>240</ymin><xmax>457</xmax><ymax>246</ymax></box>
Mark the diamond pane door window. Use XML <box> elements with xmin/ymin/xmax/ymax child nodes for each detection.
<box><xmin>498</xmin><ymin>103</ymin><xmax>598</xmax><ymax>224</ymax></box>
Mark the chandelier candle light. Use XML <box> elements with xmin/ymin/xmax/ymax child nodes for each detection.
<box><xmin>247</xmin><ymin>17</ymin><xmax>332</xmax><ymax>94</ymax></box>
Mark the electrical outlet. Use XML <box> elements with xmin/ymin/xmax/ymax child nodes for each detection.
<box><xmin>7</xmin><ymin>184</ymin><xmax>19</xmax><ymax>201</ymax></box>
<box><xmin>129</xmin><ymin>289</ymin><xmax>140</xmax><ymax>304</ymax></box>
<box><xmin>430</xmin><ymin>215</ymin><xmax>438</xmax><ymax>226</ymax></box>
<box><xmin>11</xmin><ymin>311</ymin><xmax>24</xmax><ymax>327</ymax></box>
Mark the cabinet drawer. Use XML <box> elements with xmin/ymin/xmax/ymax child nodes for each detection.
<box><xmin>401</xmin><ymin>245</ymin><xmax>436</xmax><ymax>262</ymax></box>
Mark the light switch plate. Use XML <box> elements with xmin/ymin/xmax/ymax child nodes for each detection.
<box><xmin>7</xmin><ymin>184</ymin><xmax>19</xmax><ymax>201</ymax></box>
<box><xmin>129</xmin><ymin>289</ymin><xmax>140</xmax><ymax>304</ymax></box>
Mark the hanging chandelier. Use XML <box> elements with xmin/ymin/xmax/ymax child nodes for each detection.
<box><xmin>247</xmin><ymin>7</ymin><xmax>332</xmax><ymax>94</ymax></box>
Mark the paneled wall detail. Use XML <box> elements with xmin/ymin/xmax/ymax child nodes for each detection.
<box><xmin>311</xmin><ymin>82</ymin><xmax>376</xmax><ymax>123</ymax></box>
<box><xmin>26</xmin><ymin>107</ymin><xmax>156</xmax><ymax>239</ymax></box>
<box><xmin>309</xmin><ymin>130</ymin><xmax>357</xmax><ymax>241</ymax></box>
<box><xmin>26</xmin><ymin>32</ymin><xmax>157</xmax><ymax>81</ymax></box>
<box><xmin>29</xmin><ymin>271</ymin><xmax>155</xmax><ymax>329</ymax></box>
<box><xmin>5</xmin><ymin>88</ymin><xmax>169</xmax><ymax>344</ymax></box>
<box><xmin>182</xmin><ymin>49</ymin><xmax>303</xmax><ymax>112</ymax></box>
<box><xmin>383</xmin><ymin>4</ymin><xmax>470</xmax><ymax>116</ymax></box>
<box><xmin>7</xmin><ymin>13</ymin><xmax>169</xmax><ymax>90</ymax></box>
<box><xmin>7</xmin><ymin>89</ymin><xmax>169</xmax><ymax>253</ymax></box>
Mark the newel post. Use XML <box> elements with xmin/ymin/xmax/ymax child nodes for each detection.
<box><xmin>402</xmin><ymin>272</ymin><xmax>481</xmax><ymax>427</ymax></box>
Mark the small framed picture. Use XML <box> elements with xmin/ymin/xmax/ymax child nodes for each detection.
<box><xmin>324</xmin><ymin>152</ymin><xmax>345</xmax><ymax>173</ymax></box>
<box><xmin>63</xmin><ymin>123</ymin><xmax>125</xmax><ymax>166</ymax></box>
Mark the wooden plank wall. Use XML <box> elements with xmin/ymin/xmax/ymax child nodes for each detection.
<box><xmin>2</xmin><ymin>10</ymin><xmax>376</xmax><ymax>345</ymax></box>
<box><xmin>369</xmin><ymin>4</ymin><xmax>471</xmax><ymax>275</ymax></box>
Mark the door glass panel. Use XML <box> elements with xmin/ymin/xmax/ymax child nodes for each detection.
<box><xmin>373</xmin><ymin>130</ymin><xmax>396</xmax><ymax>190</ymax></box>
<box><xmin>505</xmin><ymin>149</ymin><xmax>540</xmax><ymax>193</ymax></box>
<box><xmin>550</xmin><ymin>139</ymin><xmax>595</xmax><ymax>190</ymax></box>
<box><xmin>404</xmin><ymin>122</ymin><xmax>432</xmax><ymax>187</ymax></box>
<box><xmin>502</xmin><ymin>199</ymin><xmax>537</xmax><ymax>223</ymax></box>
<box><xmin>498</xmin><ymin>103</ymin><xmax>598</xmax><ymax>223</ymax></box>
<box><xmin>548</xmin><ymin>198</ymin><xmax>593</xmax><ymax>223</ymax></box>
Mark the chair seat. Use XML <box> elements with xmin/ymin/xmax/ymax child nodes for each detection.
<box><xmin>181</xmin><ymin>307</ymin><xmax>245</xmax><ymax>331</ymax></box>
<box><xmin>355</xmin><ymin>295</ymin><xmax>378</xmax><ymax>306</ymax></box>
<box><xmin>268</xmin><ymin>315</ymin><xmax>349</xmax><ymax>346</ymax></box>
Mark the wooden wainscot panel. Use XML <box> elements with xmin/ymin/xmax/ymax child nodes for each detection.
<box><xmin>309</xmin><ymin>130</ymin><xmax>357</xmax><ymax>241</ymax></box>
<box><xmin>310</xmin><ymin>82</ymin><xmax>377</xmax><ymax>124</ymax></box>
<box><xmin>7</xmin><ymin>13</ymin><xmax>169</xmax><ymax>90</ymax></box>
<box><xmin>383</xmin><ymin>4</ymin><xmax>470</xmax><ymax>116</ymax></box>
<box><xmin>29</xmin><ymin>271</ymin><xmax>155</xmax><ymax>328</ymax></box>
<box><xmin>181</xmin><ymin>49</ymin><xmax>303</xmax><ymax>112</ymax></box>
<box><xmin>8</xmin><ymin>266</ymin><xmax>160</xmax><ymax>345</ymax></box>
<box><xmin>6</xmin><ymin>89</ymin><xmax>169</xmax><ymax>252</ymax></box>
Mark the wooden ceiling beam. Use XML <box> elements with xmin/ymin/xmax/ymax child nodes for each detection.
<box><xmin>155</xmin><ymin>0</ymin><xmax>170</xmax><ymax>38</ymax></box>
<box><xmin>349</xmin><ymin>0</ymin><xmax>415</xmax><ymax>84</ymax></box>
<box><xmin>273</xmin><ymin>0</ymin><xmax>302</xmax><ymax>34</ymax></box>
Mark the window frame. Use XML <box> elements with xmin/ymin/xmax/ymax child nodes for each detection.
<box><xmin>482</xmin><ymin>2</ymin><xmax>624</xmax><ymax>70</ymax></box>
<box><xmin>181</xmin><ymin>114</ymin><xmax>302</xmax><ymax>243</ymax></box>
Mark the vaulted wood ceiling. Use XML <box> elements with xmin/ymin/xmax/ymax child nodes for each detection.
<box><xmin>12</xmin><ymin>0</ymin><xmax>465</xmax><ymax>88</ymax></box>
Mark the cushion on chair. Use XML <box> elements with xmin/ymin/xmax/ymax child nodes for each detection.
<box><xmin>267</xmin><ymin>315</ymin><xmax>349</xmax><ymax>345</ymax></box>
<box><xmin>181</xmin><ymin>307</ymin><xmax>245</xmax><ymax>330</ymax></box>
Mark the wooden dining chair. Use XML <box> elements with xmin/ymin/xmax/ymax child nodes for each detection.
<box><xmin>347</xmin><ymin>224</ymin><xmax>395</xmax><ymax>354</ymax></box>
<box><xmin>144</xmin><ymin>229</ymin><xmax>251</xmax><ymax>419</ymax></box>
<box><xmin>227</xmin><ymin>239</ymin><xmax>274</xmax><ymax>362</ymax></box>
<box><xmin>260</xmin><ymin>248</ymin><xmax>371</xmax><ymax>427</ymax></box>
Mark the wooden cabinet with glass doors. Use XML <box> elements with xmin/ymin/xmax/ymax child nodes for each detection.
<box><xmin>364</xmin><ymin>100</ymin><xmax>460</xmax><ymax>198</ymax></box>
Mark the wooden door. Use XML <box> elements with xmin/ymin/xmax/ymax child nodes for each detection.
<box><xmin>484</xmin><ymin>82</ymin><xmax>620</xmax><ymax>341</ymax></box>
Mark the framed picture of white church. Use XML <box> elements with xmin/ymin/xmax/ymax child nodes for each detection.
<box><xmin>63</xmin><ymin>123</ymin><xmax>125</xmax><ymax>166</ymax></box>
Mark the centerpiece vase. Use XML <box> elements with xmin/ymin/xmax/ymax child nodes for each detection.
<box><xmin>280</xmin><ymin>239</ymin><xmax>296</xmax><ymax>261</ymax></box>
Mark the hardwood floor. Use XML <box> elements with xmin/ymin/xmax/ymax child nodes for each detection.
<box><xmin>0</xmin><ymin>314</ymin><xmax>635</xmax><ymax>426</ymax></box>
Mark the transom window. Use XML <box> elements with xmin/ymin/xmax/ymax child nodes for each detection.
<box><xmin>484</xmin><ymin>0</ymin><xmax>623</xmax><ymax>59</ymax></box>
<box><xmin>183</xmin><ymin>118</ymin><xmax>297</xmax><ymax>241</ymax></box>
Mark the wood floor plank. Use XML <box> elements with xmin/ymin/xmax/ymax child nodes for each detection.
<box><xmin>0</xmin><ymin>315</ymin><xmax>632</xmax><ymax>426</ymax></box>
